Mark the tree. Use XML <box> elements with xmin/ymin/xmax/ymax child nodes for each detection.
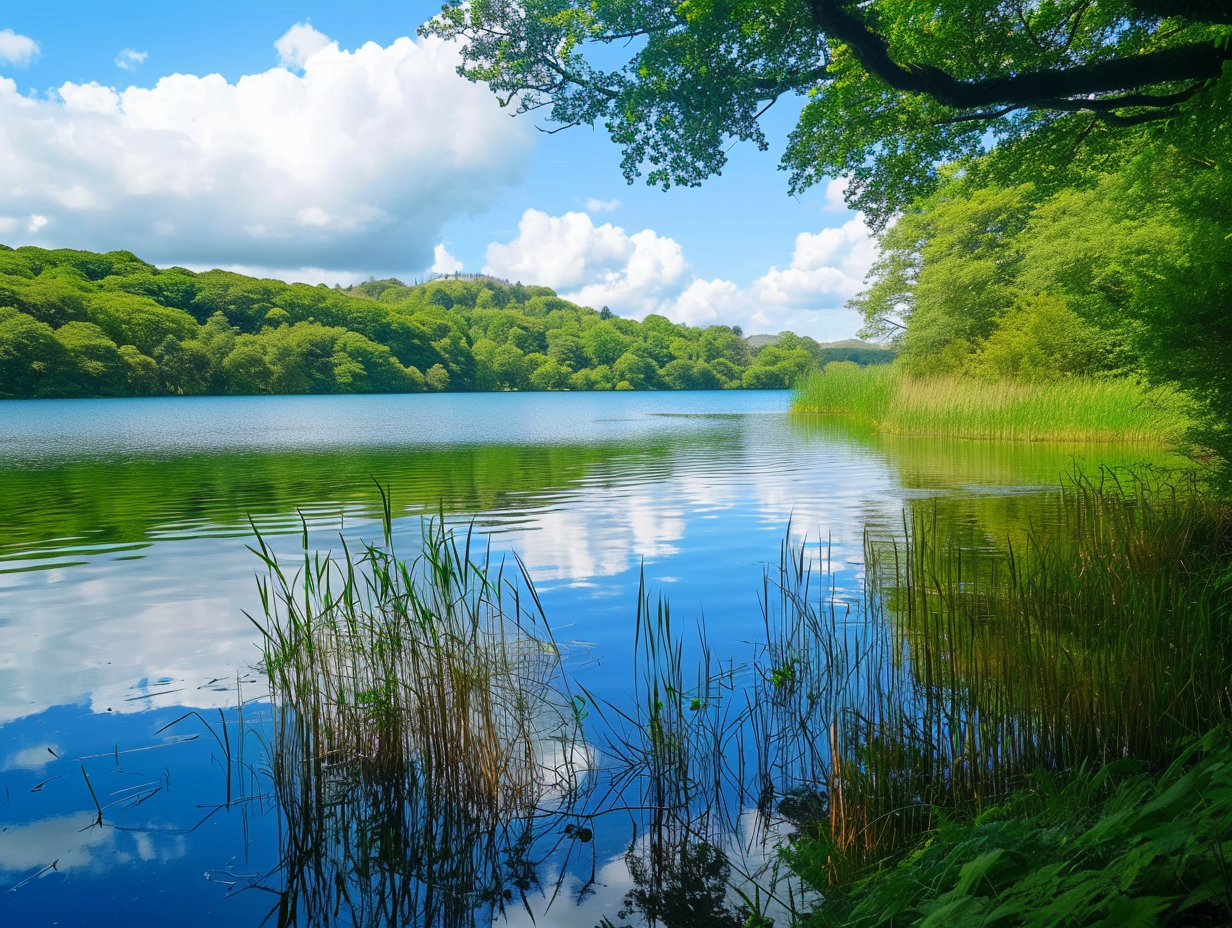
<box><xmin>849</xmin><ymin>162</ymin><xmax>1178</xmax><ymax>379</ymax></box>
<box><xmin>584</xmin><ymin>320</ymin><xmax>632</xmax><ymax>367</ymax></box>
<box><xmin>118</xmin><ymin>345</ymin><xmax>162</xmax><ymax>395</ymax></box>
<box><xmin>0</xmin><ymin>310</ymin><xmax>69</xmax><ymax>397</ymax></box>
<box><xmin>154</xmin><ymin>336</ymin><xmax>213</xmax><ymax>395</ymax></box>
<box><xmin>425</xmin><ymin>363</ymin><xmax>452</xmax><ymax>391</ymax></box>
<box><xmin>529</xmin><ymin>357</ymin><xmax>573</xmax><ymax>389</ymax></box>
<box><xmin>426</xmin><ymin>0</ymin><xmax>1232</xmax><ymax>226</ymax></box>
<box><xmin>970</xmin><ymin>294</ymin><xmax>1100</xmax><ymax>381</ymax></box>
<box><xmin>55</xmin><ymin>321</ymin><xmax>127</xmax><ymax>396</ymax></box>
<box><xmin>546</xmin><ymin>331</ymin><xmax>588</xmax><ymax>370</ymax></box>
<box><xmin>614</xmin><ymin>351</ymin><xmax>660</xmax><ymax>388</ymax></box>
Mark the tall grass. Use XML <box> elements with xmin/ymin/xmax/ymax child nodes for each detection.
<box><xmin>763</xmin><ymin>471</ymin><xmax>1232</xmax><ymax>891</ymax></box>
<box><xmin>793</xmin><ymin>364</ymin><xmax>1188</xmax><ymax>443</ymax></box>
<box><xmin>594</xmin><ymin>575</ymin><xmax>803</xmax><ymax>926</ymax></box>
<box><xmin>248</xmin><ymin>502</ymin><xmax>589</xmax><ymax>926</ymax></box>
<box><xmin>242</xmin><ymin>474</ymin><xmax>1232</xmax><ymax>924</ymax></box>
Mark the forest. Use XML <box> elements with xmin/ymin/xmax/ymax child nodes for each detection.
<box><xmin>0</xmin><ymin>245</ymin><xmax>891</xmax><ymax>400</ymax></box>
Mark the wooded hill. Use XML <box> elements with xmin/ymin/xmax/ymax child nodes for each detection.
<box><xmin>0</xmin><ymin>245</ymin><xmax>890</xmax><ymax>399</ymax></box>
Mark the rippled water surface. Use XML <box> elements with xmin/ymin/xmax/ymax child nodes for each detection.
<box><xmin>0</xmin><ymin>391</ymin><xmax>1174</xmax><ymax>926</ymax></box>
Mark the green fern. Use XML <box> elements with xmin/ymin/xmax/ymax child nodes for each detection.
<box><xmin>791</xmin><ymin>725</ymin><xmax>1232</xmax><ymax>928</ymax></box>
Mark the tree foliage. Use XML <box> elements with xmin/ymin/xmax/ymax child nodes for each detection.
<box><xmin>848</xmin><ymin>101</ymin><xmax>1232</xmax><ymax>465</ymax></box>
<box><xmin>425</xmin><ymin>0</ymin><xmax>1232</xmax><ymax>226</ymax></box>
<box><xmin>0</xmin><ymin>245</ymin><xmax>893</xmax><ymax>400</ymax></box>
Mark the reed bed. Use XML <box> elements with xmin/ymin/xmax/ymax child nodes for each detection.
<box><xmin>759</xmin><ymin>470</ymin><xmax>1232</xmax><ymax>889</ymax></box>
<box><xmin>248</xmin><ymin>503</ymin><xmax>589</xmax><ymax>927</ymax></box>
<box><xmin>241</xmin><ymin>474</ymin><xmax>1231</xmax><ymax>923</ymax></box>
<box><xmin>593</xmin><ymin>576</ymin><xmax>809</xmax><ymax>926</ymax></box>
<box><xmin>792</xmin><ymin>363</ymin><xmax>1187</xmax><ymax>443</ymax></box>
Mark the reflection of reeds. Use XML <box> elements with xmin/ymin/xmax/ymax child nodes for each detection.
<box><xmin>758</xmin><ymin>471</ymin><xmax>1232</xmax><ymax>886</ymax></box>
<box><xmin>249</xmin><ymin>502</ymin><xmax>588</xmax><ymax>926</ymax></box>
<box><xmin>598</xmin><ymin>575</ymin><xmax>805</xmax><ymax>926</ymax></box>
<box><xmin>242</xmin><ymin>471</ymin><xmax>1231</xmax><ymax>918</ymax></box>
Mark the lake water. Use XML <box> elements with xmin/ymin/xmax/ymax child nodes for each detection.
<box><xmin>0</xmin><ymin>391</ymin><xmax>1175</xmax><ymax>926</ymax></box>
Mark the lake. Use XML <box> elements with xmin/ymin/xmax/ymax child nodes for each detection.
<box><xmin>0</xmin><ymin>391</ymin><xmax>1176</xmax><ymax>926</ymax></box>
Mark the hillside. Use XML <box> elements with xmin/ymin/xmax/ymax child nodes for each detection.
<box><xmin>746</xmin><ymin>334</ymin><xmax>895</xmax><ymax>365</ymax></box>
<box><xmin>0</xmin><ymin>245</ymin><xmax>891</xmax><ymax>399</ymax></box>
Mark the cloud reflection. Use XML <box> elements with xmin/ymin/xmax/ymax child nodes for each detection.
<box><xmin>0</xmin><ymin>411</ymin><xmax>907</xmax><ymax>726</ymax></box>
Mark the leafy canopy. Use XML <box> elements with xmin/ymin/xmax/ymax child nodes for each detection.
<box><xmin>425</xmin><ymin>0</ymin><xmax>1232</xmax><ymax>228</ymax></box>
<box><xmin>0</xmin><ymin>244</ymin><xmax>894</xmax><ymax>399</ymax></box>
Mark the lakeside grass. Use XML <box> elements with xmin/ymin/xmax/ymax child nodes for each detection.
<box><xmin>772</xmin><ymin>470</ymin><xmax>1232</xmax><ymax>921</ymax></box>
<box><xmin>791</xmin><ymin>723</ymin><xmax>1232</xmax><ymax>928</ymax></box>
<box><xmin>792</xmin><ymin>363</ymin><xmax>1189</xmax><ymax>443</ymax></box>
<box><xmin>246</xmin><ymin>472</ymin><xmax>1232</xmax><ymax>925</ymax></box>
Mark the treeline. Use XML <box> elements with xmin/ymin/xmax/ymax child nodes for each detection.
<box><xmin>850</xmin><ymin>121</ymin><xmax>1231</xmax><ymax>464</ymax></box>
<box><xmin>0</xmin><ymin>246</ymin><xmax>892</xmax><ymax>399</ymax></box>
<box><xmin>854</xmin><ymin>172</ymin><xmax>1151</xmax><ymax>382</ymax></box>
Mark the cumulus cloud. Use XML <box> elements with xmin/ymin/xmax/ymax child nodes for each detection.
<box><xmin>0</xmin><ymin>29</ymin><xmax>534</xmax><ymax>274</ymax></box>
<box><xmin>584</xmin><ymin>197</ymin><xmax>620</xmax><ymax>212</ymax></box>
<box><xmin>483</xmin><ymin>208</ymin><xmax>874</xmax><ymax>339</ymax></box>
<box><xmin>0</xmin><ymin>28</ymin><xmax>39</xmax><ymax>67</ymax></box>
<box><xmin>275</xmin><ymin>22</ymin><xmax>332</xmax><ymax>70</ymax></box>
<box><xmin>823</xmin><ymin>176</ymin><xmax>850</xmax><ymax>210</ymax></box>
<box><xmin>485</xmin><ymin>210</ymin><xmax>691</xmax><ymax>315</ymax></box>
<box><xmin>115</xmin><ymin>48</ymin><xmax>148</xmax><ymax>71</ymax></box>
<box><xmin>431</xmin><ymin>243</ymin><xmax>463</xmax><ymax>274</ymax></box>
<box><xmin>747</xmin><ymin>217</ymin><xmax>878</xmax><ymax>309</ymax></box>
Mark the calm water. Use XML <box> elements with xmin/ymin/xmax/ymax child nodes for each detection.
<box><xmin>0</xmin><ymin>391</ymin><xmax>1174</xmax><ymax>926</ymax></box>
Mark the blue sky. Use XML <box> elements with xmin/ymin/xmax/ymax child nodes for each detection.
<box><xmin>0</xmin><ymin>2</ymin><xmax>871</xmax><ymax>338</ymax></box>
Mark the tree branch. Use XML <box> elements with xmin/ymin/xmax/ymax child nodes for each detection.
<box><xmin>937</xmin><ymin>105</ymin><xmax>1021</xmax><ymax>124</ymax></box>
<box><xmin>1096</xmin><ymin>106</ymin><xmax>1185</xmax><ymax>126</ymax></box>
<box><xmin>752</xmin><ymin>65</ymin><xmax>829</xmax><ymax>93</ymax></box>
<box><xmin>807</xmin><ymin>0</ymin><xmax>1231</xmax><ymax>110</ymax></box>
<box><xmin>538</xmin><ymin>56</ymin><xmax>621</xmax><ymax>99</ymax></box>
<box><xmin>933</xmin><ymin>81</ymin><xmax>1203</xmax><ymax>124</ymax></box>
<box><xmin>1125</xmin><ymin>0</ymin><xmax>1232</xmax><ymax>24</ymax></box>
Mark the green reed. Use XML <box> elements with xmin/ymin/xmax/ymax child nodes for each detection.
<box><xmin>248</xmin><ymin>499</ymin><xmax>589</xmax><ymax>927</ymax></box>
<box><xmin>762</xmin><ymin>470</ymin><xmax>1232</xmax><ymax>887</ymax></box>
<box><xmin>242</xmin><ymin>472</ymin><xmax>1231</xmax><ymax>920</ymax></box>
<box><xmin>595</xmin><ymin>573</ymin><xmax>810</xmax><ymax>926</ymax></box>
<box><xmin>792</xmin><ymin>363</ymin><xmax>1187</xmax><ymax>443</ymax></box>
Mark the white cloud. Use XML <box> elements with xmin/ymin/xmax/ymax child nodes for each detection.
<box><xmin>483</xmin><ymin>208</ymin><xmax>875</xmax><ymax>339</ymax></box>
<box><xmin>275</xmin><ymin>22</ymin><xmax>333</xmax><ymax>70</ymax></box>
<box><xmin>485</xmin><ymin>209</ymin><xmax>690</xmax><ymax>315</ymax></box>
<box><xmin>747</xmin><ymin>217</ymin><xmax>878</xmax><ymax>309</ymax></box>
<box><xmin>431</xmin><ymin>243</ymin><xmax>463</xmax><ymax>274</ymax></box>
<box><xmin>0</xmin><ymin>31</ymin><xmax>534</xmax><ymax>274</ymax></box>
<box><xmin>0</xmin><ymin>29</ymin><xmax>39</xmax><ymax>67</ymax></box>
<box><xmin>4</xmin><ymin>744</ymin><xmax>60</xmax><ymax>771</ymax></box>
<box><xmin>824</xmin><ymin>176</ymin><xmax>850</xmax><ymax>210</ymax></box>
<box><xmin>115</xmin><ymin>48</ymin><xmax>148</xmax><ymax>72</ymax></box>
<box><xmin>584</xmin><ymin>197</ymin><xmax>620</xmax><ymax>212</ymax></box>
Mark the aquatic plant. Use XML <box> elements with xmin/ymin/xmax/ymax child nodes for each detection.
<box><xmin>594</xmin><ymin>574</ymin><xmax>811</xmax><ymax>926</ymax></box>
<box><xmin>241</xmin><ymin>470</ymin><xmax>1232</xmax><ymax>925</ymax></box>
<box><xmin>766</xmin><ymin>470</ymin><xmax>1232</xmax><ymax>893</ymax></box>
<box><xmin>248</xmin><ymin>498</ymin><xmax>590</xmax><ymax>926</ymax></box>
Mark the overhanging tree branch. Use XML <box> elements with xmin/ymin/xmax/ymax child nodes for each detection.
<box><xmin>1127</xmin><ymin>0</ymin><xmax>1232</xmax><ymax>25</ymax></box>
<box><xmin>807</xmin><ymin>0</ymin><xmax>1231</xmax><ymax>111</ymax></box>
